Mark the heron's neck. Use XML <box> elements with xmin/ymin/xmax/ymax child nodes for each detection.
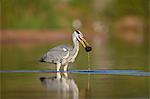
<box><xmin>72</xmin><ymin>38</ymin><xmax>79</xmax><ymax>56</ymax></box>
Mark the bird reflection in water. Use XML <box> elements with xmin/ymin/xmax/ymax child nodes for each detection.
<box><xmin>40</xmin><ymin>72</ymin><xmax>79</xmax><ymax>99</ymax></box>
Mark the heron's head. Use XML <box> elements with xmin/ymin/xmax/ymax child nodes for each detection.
<box><xmin>73</xmin><ymin>30</ymin><xmax>92</xmax><ymax>52</ymax></box>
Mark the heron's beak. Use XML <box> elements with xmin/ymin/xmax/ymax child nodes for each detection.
<box><xmin>79</xmin><ymin>37</ymin><xmax>90</xmax><ymax>47</ymax></box>
<box><xmin>78</xmin><ymin>37</ymin><xmax>92</xmax><ymax>52</ymax></box>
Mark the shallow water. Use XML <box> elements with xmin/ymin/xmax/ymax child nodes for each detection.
<box><xmin>1</xmin><ymin>41</ymin><xmax>149</xmax><ymax>99</ymax></box>
<box><xmin>1</xmin><ymin>71</ymin><xmax>149</xmax><ymax>99</ymax></box>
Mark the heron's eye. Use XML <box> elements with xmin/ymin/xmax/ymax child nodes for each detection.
<box><xmin>79</xmin><ymin>33</ymin><xmax>83</xmax><ymax>37</ymax></box>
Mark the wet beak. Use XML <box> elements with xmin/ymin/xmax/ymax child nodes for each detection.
<box><xmin>78</xmin><ymin>37</ymin><xmax>92</xmax><ymax>52</ymax></box>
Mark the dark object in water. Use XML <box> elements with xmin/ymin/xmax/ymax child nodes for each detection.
<box><xmin>40</xmin><ymin>77</ymin><xmax>46</xmax><ymax>82</ymax></box>
<box><xmin>85</xmin><ymin>46</ymin><xmax>92</xmax><ymax>52</ymax></box>
<box><xmin>40</xmin><ymin>58</ymin><xmax>45</xmax><ymax>62</ymax></box>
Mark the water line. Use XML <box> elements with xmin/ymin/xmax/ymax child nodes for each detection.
<box><xmin>87</xmin><ymin>52</ymin><xmax>91</xmax><ymax>95</ymax></box>
<box><xmin>87</xmin><ymin>52</ymin><xmax>91</xmax><ymax>70</ymax></box>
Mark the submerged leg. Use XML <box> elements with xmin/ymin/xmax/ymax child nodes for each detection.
<box><xmin>56</xmin><ymin>72</ymin><xmax>61</xmax><ymax>79</ymax></box>
<box><xmin>63</xmin><ymin>72</ymin><xmax>68</xmax><ymax>78</ymax></box>
<box><xmin>56</xmin><ymin>62</ymin><xmax>61</xmax><ymax>71</ymax></box>
<box><xmin>63</xmin><ymin>64</ymin><xmax>68</xmax><ymax>77</ymax></box>
<box><xmin>64</xmin><ymin>64</ymin><xmax>68</xmax><ymax>71</ymax></box>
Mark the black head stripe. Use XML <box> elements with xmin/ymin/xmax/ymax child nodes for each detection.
<box><xmin>75</xmin><ymin>30</ymin><xmax>80</xmax><ymax>34</ymax></box>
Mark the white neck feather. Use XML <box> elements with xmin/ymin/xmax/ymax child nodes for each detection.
<box><xmin>72</xmin><ymin>37</ymin><xmax>79</xmax><ymax>60</ymax></box>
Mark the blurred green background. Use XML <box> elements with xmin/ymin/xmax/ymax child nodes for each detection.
<box><xmin>1</xmin><ymin>0</ymin><xmax>149</xmax><ymax>70</ymax></box>
<box><xmin>1</xmin><ymin>0</ymin><xmax>149</xmax><ymax>29</ymax></box>
<box><xmin>0</xmin><ymin>0</ymin><xmax>149</xmax><ymax>99</ymax></box>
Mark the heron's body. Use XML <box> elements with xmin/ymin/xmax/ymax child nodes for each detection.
<box><xmin>41</xmin><ymin>44</ymin><xmax>79</xmax><ymax>65</ymax></box>
<box><xmin>40</xmin><ymin>30</ymin><xmax>91</xmax><ymax>71</ymax></box>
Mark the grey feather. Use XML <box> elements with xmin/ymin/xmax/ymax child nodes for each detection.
<box><xmin>40</xmin><ymin>45</ymin><xmax>73</xmax><ymax>64</ymax></box>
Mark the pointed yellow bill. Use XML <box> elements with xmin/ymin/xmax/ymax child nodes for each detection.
<box><xmin>78</xmin><ymin>37</ymin><xmax>90</xmax><ymax>47</ymax></box>
<box><xmin>78</xmin><ymin>36</ymin><xmax>92</xmax><ymax>52</ymax></box>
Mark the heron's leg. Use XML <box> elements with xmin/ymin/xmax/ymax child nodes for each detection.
<box><xmin>56</xmin><ymin>62</ymin><xmax>61</xmax><ymax>71</ymax></box>
<box><xmin>63</xmin><ymin>64</ymin><xmax>68</xmax><ymax>77</ymax></box>
<box><xmin>63</xmin><ymin>72</ymin><xmax>68</xmax><ymax>78</ymax></box>
<box><xmin>63</xmin><ymin>64</ymin><xmax>68</xmax><ymax>71</ymax></box>
<box><xmin>56</xmin><ymin>72</ymin><xmax>61</xmax><ymax>79</ymax></box>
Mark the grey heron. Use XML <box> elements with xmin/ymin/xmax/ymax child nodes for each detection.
<box><xmin>40</xmin><ymin>30</ymin><xmax>92</xmax><ymax>71</ymax></box>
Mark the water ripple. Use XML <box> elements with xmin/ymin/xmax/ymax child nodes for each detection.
<box><xmin>0</xmin><ymin>70</ymin><xmax>149</xmax><ymax>76</ymax></box>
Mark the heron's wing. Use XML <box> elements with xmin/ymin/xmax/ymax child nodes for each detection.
<box><xmin>40</xmin><ymin>45</ymin><xmax>73</xmax><ymax>63</ymax></box>
<box><xmin>50</xmin><ymin>45</ymin><xmax>73</xmax><ymax>52</ymax></box>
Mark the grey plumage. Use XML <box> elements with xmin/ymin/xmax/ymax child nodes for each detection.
<box><xmin>40</xmin><ymin>45</ymin><xmax>73</xmax><ymax>64</ymax></box>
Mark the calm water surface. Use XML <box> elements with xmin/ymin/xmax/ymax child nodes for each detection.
<box><xmin>1</xmin><ymin>71</ymin><xmax>149</xmax><ymax>99</ymax></box>
<box><xmin>1</xmin><ymin>41</ymin><xmax>149</xmax><ymax>99</ymax></box>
